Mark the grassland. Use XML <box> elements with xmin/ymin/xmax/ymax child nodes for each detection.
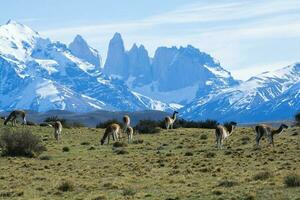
<box><xmin>0</xmin><ymin>119</ymin><xmax>299</xmax><ymax>200</ymax></box>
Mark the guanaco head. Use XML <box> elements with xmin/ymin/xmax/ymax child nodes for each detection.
<box><xmin>3</xmin><ymin>117</ymin><xmax>7</xmax><ymax>125</ymax></box>
<box><xmin>100</xmin><ymin>138</ymin><xmax>105</xmax><ymax>145</ymax></box>
<box><xmin>278</xmin><ymin>124</ymin><xmax>288</xmax><ymax>135</ymax></box>
<box><xmin>225</xmin><ymin>121</ymin><xmax>237</xmax><ymax>133</ymax></box>
<box><xmin>280</xmin><ymin>124</ymin><xmax>288</xmax><ymax>129</ymax></box>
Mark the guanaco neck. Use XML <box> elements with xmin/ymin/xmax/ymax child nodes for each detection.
<box><xmin>272</xmin><ymin>125</ymin><xmax>284</xmax><ymax>135</ymax></box>
<box><xmin>227</xmin><ymin>125</ymin><xmax>235</xmax><ymax>136</ymax></box>
<box><xmin>172</xmin><ymin>112</ymin><xmax>177</xmax><ymax>121</ymax></box>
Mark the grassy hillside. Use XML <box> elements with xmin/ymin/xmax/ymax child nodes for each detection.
<box><xmin>0</xmin><ymin>119</ymin><xmax>299</xmax><ymax>199</ymax></box>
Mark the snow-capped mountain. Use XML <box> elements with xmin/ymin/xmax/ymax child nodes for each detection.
<box><xmin>0</xmin><ymin>20</ymin><xmax>173</xmax><ymax>112</ymax></box>
<box><xmin>1</xmin><ymin>20</ymin><xmax>299</xmax><ymax>122</ymax></box>
<box><xmin>103</xmin><ymin>33</ymin><xmax>239</xmax><ymax>104</ymax></box>
<box><xmin>181</xmin><ymin>63</ymin><xmax>300</xmax><ymax>122</ymax></box>
<box><xmin>69</xmin><ymin>34</ymin><xmax>101</xmax><ymax>70</ymax></box>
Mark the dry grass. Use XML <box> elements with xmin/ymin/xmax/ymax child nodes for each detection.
<box><xmin>0</xmin><ymin>120</ymin><xmax>299</xmax><ymax>199</ymax></box>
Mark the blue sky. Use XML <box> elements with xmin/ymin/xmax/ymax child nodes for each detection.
<box><xmin>1</xmin><ymin>0</ymin><xmax>300</xmax><ymax>80</ymax></box>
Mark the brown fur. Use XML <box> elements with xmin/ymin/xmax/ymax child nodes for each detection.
<box><xmin>165</xmin><ymin>111</ymin><xmax>178</xmax><ymax>130</ymax></box>
<box><xmin>53</xmin><ymin>121</ymin><xmax>63</xmax><ymax>141</ymax></box>
<box><xmin>215</xmin><ymin>123</ymin><xmax>236</xmax><ymax>149</ymax></box>
<box><xmin>122</xmin><ymin>115</ymin><xmax>131</xmax><ymax>137</ymax></box>
<box><xmin>4</xmin><ymin>110</ymin><xmax>27</xmax><ymax>126</ymax></box>
<box><xmin>255</xmin><ymin>124</ymin><xmax>288</xmax><ymax>147</ymax></box>
<box><xmin>125</xmin><ymin>126</ymin><xmax>134</xmax><ymax>143</ymax></box>
<box><xmin>101</xmin><ymin>123</ymin><xmax>120</xmax><ymax>145</ymax></box>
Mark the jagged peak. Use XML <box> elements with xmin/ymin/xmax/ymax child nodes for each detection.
<box><xmin>112</xmin><ymin>32</ymin><xmax>123</xmax><ymax>41</ymax></box>
<box><xmin>70</xmin><ymin>34</ymin><xmax>88</xmax><ymax>46</ymax></box>
<box><xmin>131</xmin><ymin>43</ymin><xmax>138</xmax><ymax>50</ymax></box>
<box><xmin>6</xmin><ymin>19</ymin><xmax>22</xmax><ymax>25</ymax></box>
<box><xmin>74</xmin><ymin>34</ymin><xmax>85</xmax><ymax>41</ymax></box>
<box><xmin>1</xmin><ymin>19</ymin><xmax>39</xmax><ymax>37</ymax></box>
<box><xmin>139</xmin><ymin>44</ymin><xmax>146</xmax><ymax>50</ymax></box>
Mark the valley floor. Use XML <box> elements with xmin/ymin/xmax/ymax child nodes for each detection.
<box><xmin>0</xmin><ymin>120</ymin><xmax>299</xmax><ymax>200</ymax></box>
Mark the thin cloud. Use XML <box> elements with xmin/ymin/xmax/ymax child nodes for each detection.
<box><xmin>38</xmin><ymin>0</ymin><xmax>300</xmax><ymax>80</ymax></box>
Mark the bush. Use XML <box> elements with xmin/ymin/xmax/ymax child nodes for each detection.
<box><xmin>69</xmin><ymin>121</ymin><xmax>86</xmax><ymax>128</ymax></box>
<box><xmin>57</xmin><ymin>180</ymin><xmax>74</xmax><ymax>192</ymax></box>
<box><xmin>39</xmin><ymin>155</ymin><xmax>51</xmax><ymax>160</ymax></box>
<box><xmin>295</xmin><ymin>112</ymin><xmax>300</xmax><ymax>126</ymax></box>
<box><xmin>174</xmin><ymin>119</ymin><xmax>219</xmax><ymax>129</ymax></box>
<box><xmin>200</xmin><ymin>134</ymin><xmax>208</xmax><ymax>140</ymax></box>
<box><xmin>39</xmin><ymin>122</ymin><xmax>52</xmax><ymax>127</ymax></box>
<box><xmin>44</xmin><ymin>116</ymin><xmax>66</xmax><ymax>125</ymax></box>
<box><xmin>122</xmin><ymin>188</ymin><xmax>136</xmax><ymax>196</ymax></box>
<box><xmin>205</xmin><ymin>152</ymin><xmax>216</xmax><ymax>158</ymax></box>
<box><xmin>114</xmin><ymin>148</ymin><xmax>128</xmax><ymax>155</ymax></box>
<box><xmin>62</xmin><ymin>146</ymin><xmax>70</xmax><ymax>152</ymax></box>
<box><xmin>113</xmin><ymin>142</ymin><xmax>128</xmax><ymax>148</ymax></box>
<box><xmin>184</xmin><ymin>152</ymin><xmax>193</xmax><ymax>156</ymax></box>
<box><xmin>96</xmin><ymin>119</ymin><xmax>121</xmax><ymax>129</ymax></box>
<box><xmin>253</xmin><ymin>171</ymin><xmax>272</xmax><ymax>181</ymax></box>
<box><xmin>0</xmin><ymin>129</ymin><xmax>46</xmax><ymax>157</ymax></box>
<box><xmin>26</xmin><ymin>121</ymin><xmax>37</xmax><ymax>126</ymax></box>
<box><xmin>284</xmin><ymin>174</ymin><xmax>300</xmax><ymax>187</ymax></box>
<box><xmin>217</xmin><ymin>180</ymin><xmax>238</xmax><ymax>187</ymax></box>
<box><xmin>134</xmin><ymin>120</ymin><xmax>160</xmax><ymax>134</ymax></box>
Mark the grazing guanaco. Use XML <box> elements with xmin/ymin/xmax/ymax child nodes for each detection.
<box><xmin>53</xmin><ymin>121</ymin><xmax>63</xmax><ymax>141</ymax></box>
<box><xmin>100</xmin><ymin>123</ymin><xmax>120</xmax><ymax>145</ymax></box>
<box><xmin>215</xmin><ymin>122</ymin><xmax>237</xmax><ymax>149</ymax></box>
<box><xmin>255</xmin><ymin>124</ymin><xmax>288</xmax><ymax>147</ymax></box>
<box><xmin>4</xmin><ymin>110</ymin><xmax>27</xmax><ymax>126</ymax></box>
<box><xmin>125</xmin><ymin>126</ymin><xmax>134</xmax><ymax>143</ymax></box>
<box><xmin>165</xmin><ymin>111</ymin><xmax>178</xmax><ymax>130</ymax></box>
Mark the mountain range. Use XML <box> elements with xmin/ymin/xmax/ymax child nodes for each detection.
<box><xmin>0</xmin><ymin>20</ymin><xmax>299</xmax><ymax>122</ymax></box>
<box><xmin>0</xmin><ymin>20</ymin><xmax>174</xmax><ymax>112</ymax></box>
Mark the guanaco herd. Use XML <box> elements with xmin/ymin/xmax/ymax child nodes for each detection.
<box><xmin>2</xmin><ymin>110</ymin><xmax>289</xmax><ymax>149</ymax></box>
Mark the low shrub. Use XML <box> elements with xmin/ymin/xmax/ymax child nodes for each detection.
<box><xmin>217</xmin><ymin>180</ymin><xmax>238</xmax><ymax>187</ymax></box>
<box><xmin>114</xmin><ymin>148</ymin><xmax>128</xmax><ymax>155</ymax></box>
<box><xmin>184</xmin><ymin>152</ymin><xmax>194</xmax><ymax>156</ymax></box>
<box><xmin>205</xmin><ymin>152</ymin><xmax>216</xmax><ymax>158</ymax></box>
<box><xmin>69</xmin><ymin>121</ymin><xmax>86</xmax><ymax>128</ymax></box>
<box><xmin>132</xmin><ymin>139</ymin><xmax>144</xmax><ymax>144</ymax></box>
<box><xmin>44</xmin><ymin>116</ymin><xmax>67</xmax><ymax>127</ymax></box>
<box><xmin>92</xmin><ymin>195</ymin><xmax>107</xmax><ymax>200</ymax></box>
<box><xmin>62</xmin><ymin>146</ymin><xmax>70</xmax><ymax>152</ymax></box>
<box><xmin>253</xmin><ymin>171</ymin><xmax>272</xmax><ymax>181</ymax></box>
<box><xmin>134</xmin><ymin>120</ymin><xmax>160</xmax><ymax>134</ymax></box>
<box><xmin>113</xmin><ymin>141</ymin><xmax>128</xmax><ymax>148</ymax></box>
<box><xmin>241</xmin><ymin>136</ymin><xmax>250</xmax><ymax>145</ymax></box>
<box><xmin>96</xmin><ymin>119</ymin><xmax>121</xmax><ymax>129</ymax></box>
<box><xmin>80</xmin><ymin>142</ymin><xmax>90</xmax><ymax>145</ymax></box>
<box><xmin>39</xmin><ymin>155</ymin><xmax>51</xmax><ymax>160</ymax></box>
<box><xmin>284</xmin><ymin>174</ymin><xmax>300</xmax><ymax>187</ymax></box>
<box><xmin>122</xmin><ymin>188</ymin><xmax>136</xmax><ymax>196</ymax></box>
<box><xmin>200</xmin><ymin>134</ymin><xmax>208</xmax><ymax>140</ymax></box>
<box><xmin>176</xmin><ymin>119</ymin><xmax>219</xmax><ymax>129</ymax></box>
<box><xmin>0</xmin><ymin>129</ymin><xmax>46</xmax><ymax>157</ymax></box>
<box><xmin>57</xmin><ymin>180</ymin><xmax>74</xmax><ymax>192</ymax></box>
<box><xmin>26</xmin><ymin>121</ymin><xmax>37</xmax><ymax>126</ymax></box>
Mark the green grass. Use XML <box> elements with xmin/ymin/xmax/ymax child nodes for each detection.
<box><xmin>0</xmin><ymin>119</ymin><xmax>299</xmax><ymax>199</ymax></box>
